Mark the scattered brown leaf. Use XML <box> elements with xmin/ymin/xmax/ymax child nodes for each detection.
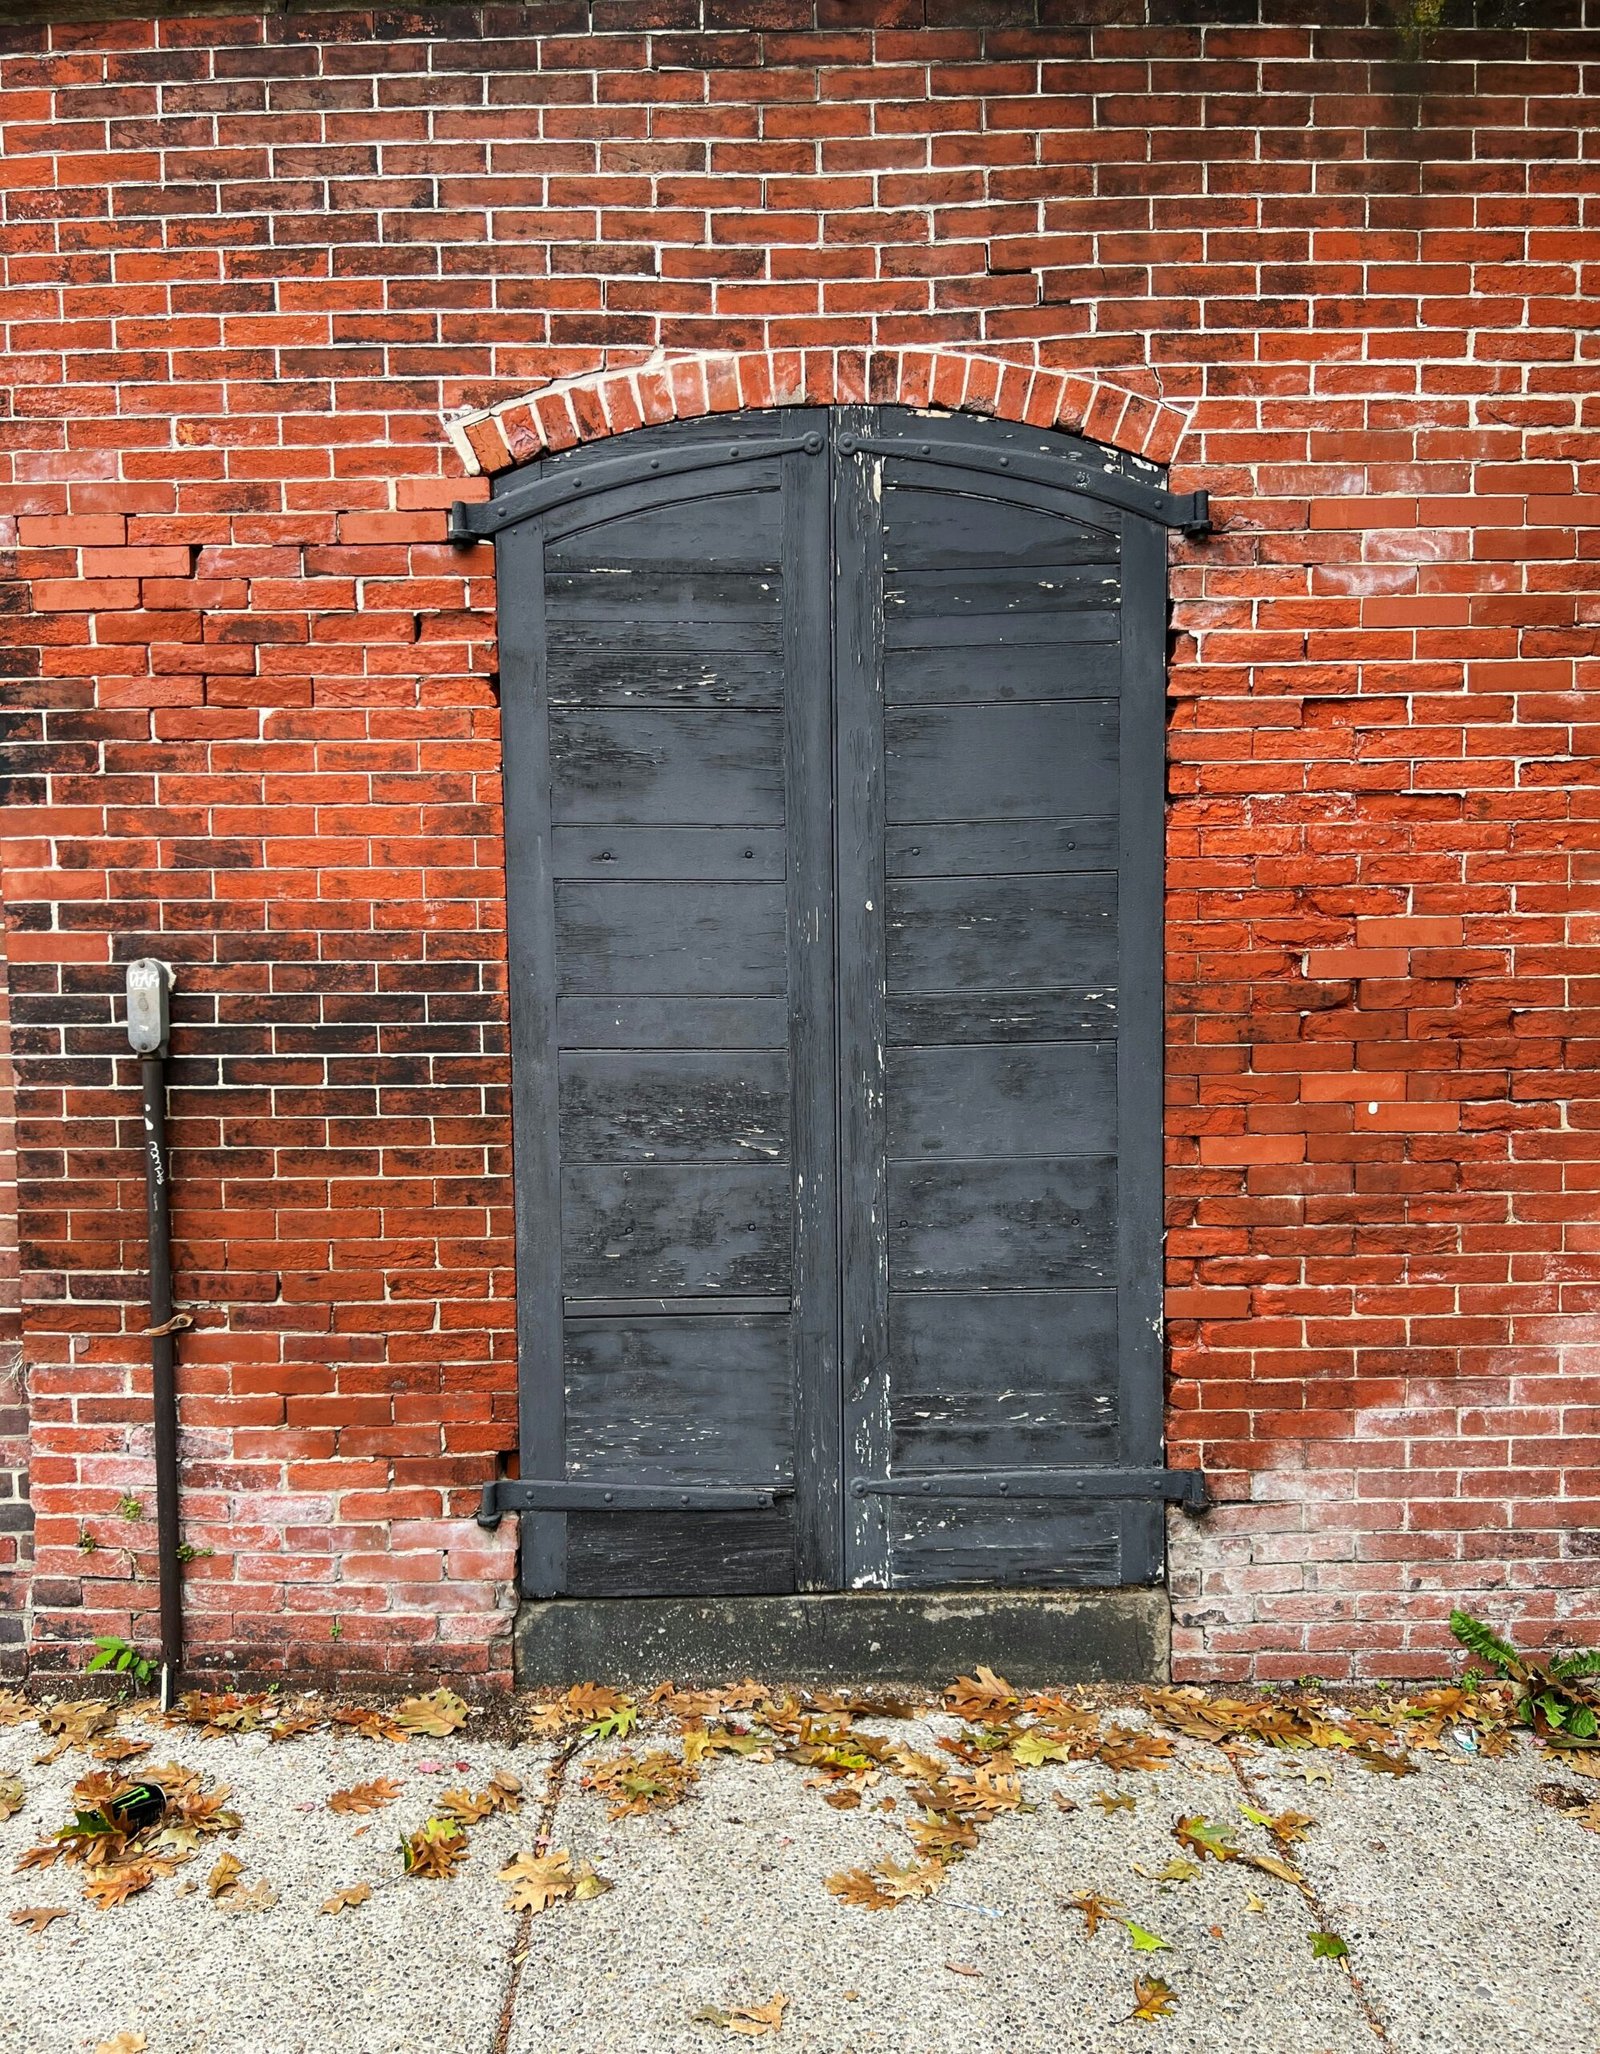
<box><xmin>499</xmin><ymin>1847</ymin><xmax>612</xmax><ymax>1913</ymax></box>
<box><xmin>1067</xmin><ymin>1891</ymin><xmax>1124</xmax><ymax>1937</ymax></box>
<box><xmin>89</xmin><ymin>1738</ymin><xmax>152</xmax><ymax>1766</ymax></box>
<box><xmin>94</xmin><ymin>2035</ymin><xmax>147</xmax><ymax>2054</ymax></box>
<box><xmin>943</xmin><ymin>1667</ymin><xmax>1017</xmax><ymax>1720</ymax></box>
<box><xmin>582</xmin><ymin>1749</ymin><xmax>697</xmax><ymax>1821</ymax></box>
<box><xmin>691</xmin><ymin>1992</ymin><xmax>789</xmax><ymax>2037</ymax></box>
<box><xmin>10</xmin><ymin>1905</ymin><xmax>69</xmax><ymax>1934</ymax></box>
<box><xmin>438</xmin><ymin>1787</ymin><xmax>497</xmax><ymax>1825</ymax></box>
<box><xmin>330</xmin><ymin>1705</ymin><xmax>405</xmax><ymax>1743</ymax></box>
<box><xmin>487</xmin><ymin>1768</ymin><xmax>524</xmax><ymax>1813</ymax></box>
<box><xmin>83</xmin><ymin>1864</ymin><xmax>157</xmax><ymax>1910</ymax></box>
<box><xmin>399</xmin><ymin>1818</ymin><xmax>469</xmax><ymax>1879</ymax></box>
<box><xmin>206</xmin><ymin>1852</ymin><xmax>245</xmax><ymax>1899</ymax></box>
<box><xmin>394</xmin><ymin>1689</ymin><xmax>471</xmax><ymax>1739</ymax></box>
<box><xmin>269</xmin><ymin>1710</ymin><xmax>323</xmax><ymax>1743</ymax></box>
<box><xmin>1128</xmin><ymin>1974</ymin><xmax>1177</xmax><ymax>2022</ymax></box>
<box><xmin>35</xmin><ymin>1701</ymin><xmax>117</xmax><ymax>1764</ymax></box>
<box><xmin>826</xmin><ymin>1858</ymin><xmax>944</xmax><ymax>1910</ymax></box>
<box><xmin>0</xmin><ymin>1775</ymin><xmax>24</xmax><ymax>1820</ymax></box>
<box><xmin>320</xmin><ymin>1882</ymin><xmax>374</xmax><ymax>1916</ymax></box>
<box><xmin>217</xmin><ymin>1878</ymin><xmax>278</xmax><ymax>1914</ymax></box>
<box><xmin>329</xmin><ymin>1778</ymin><xmax>403</xmax><ymax>1816</ymax></box>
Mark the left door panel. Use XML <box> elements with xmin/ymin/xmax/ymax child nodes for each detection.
<box><xmin>497</xmin><ymin>414</ymin><xmax>839</xmax><ymax>1599</ymax></box>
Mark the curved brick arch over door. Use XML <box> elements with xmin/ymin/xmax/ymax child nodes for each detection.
<box><xmin>443</xmin><ymin>349</ymin><xmax>1194</xmax><ymax>480</ymax></box>
<box><xmin>476</xmin><ymin>404</ymin><xmax>1199</xmax><ymax>1603</ymax></box>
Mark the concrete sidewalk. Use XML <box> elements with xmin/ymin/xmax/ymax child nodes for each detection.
<box><xmin>0</xmin><ymin>1680</ymin><xmax>1595</xmax><ymax>2054</ymax></box>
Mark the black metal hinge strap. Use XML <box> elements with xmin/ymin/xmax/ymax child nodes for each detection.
<box><xmin>836</xmin><ymin>433</ymin><xmax>1211</xmax><ymax>537</ymax></box>
<box><xmin>477</xmin><ymin>1478</ymin><xmax>794</xmax><ymax>1530</ymax></box>
<box><xmin>851</xmin><ymin>1467</ymin><xmax>1210</xmax><ymax>1514</ymax></box>
<box><xmin>450</xmin><ymin>431</ymin><xmax>825</xmax><ymax>542</ymax></box>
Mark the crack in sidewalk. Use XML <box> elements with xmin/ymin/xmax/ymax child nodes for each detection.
<box><xmin>1226</xmin><ymin>1748</ymin><xmax>1390</xmax><ymax>2045</ymax></box>
<box><xmin>490</xmin><ymin>1731</ymin><xmax>592</xmax><ymax>2054</ymax></box>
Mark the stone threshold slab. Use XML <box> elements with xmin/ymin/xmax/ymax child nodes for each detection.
<box><xmin>514</xmin><ymin>1588</ymin><xmax>1170</xmax><ymax>1687</ymax></box>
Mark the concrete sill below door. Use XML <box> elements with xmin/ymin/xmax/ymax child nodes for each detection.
<box><xmin>514</xmin><ymin>1588</ymin><xmax>1171</xmax><ymax>1688</ymax></box>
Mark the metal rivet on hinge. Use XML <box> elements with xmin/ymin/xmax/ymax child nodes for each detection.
<box><xmin>649</xmin><ymin>458</ymin><xmax>661</xmax><ymax>470</ymax></box>
<box><xmin>838</xmin><ymin>434</ymin><xmax>857</xmax><ymax>454</ymax></box>
<box><xmin>803</xmin><ymin>432</ymin><xmax>823</xmax><ymax>454</ymax></box>
<box><xmin>920</xmin><ymin>443</ymin><xmax>931</xmax><ymax>454</ymax></box>
<box><xmin>603</xmin><ymin>1490</ymin><xmax>615</xmax><ymax>1503</ymax></box>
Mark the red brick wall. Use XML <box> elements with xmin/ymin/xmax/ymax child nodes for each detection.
<box><xmin>1</xmin><ymin>0</ymin><xmax>1597</xmax><ymax>1685</ymax></box>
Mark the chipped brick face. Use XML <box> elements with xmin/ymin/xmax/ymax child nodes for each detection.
<box><xmin>1</xmin><ymin>2</ymin><xmax>1598</xmax><ymax>1686</ymax></box>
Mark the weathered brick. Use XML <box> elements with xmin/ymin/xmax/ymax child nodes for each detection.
<box><xmin>1</xmin><ymin>3</ymin><xmax>1595</xmax><ymax>1694</ymax></box>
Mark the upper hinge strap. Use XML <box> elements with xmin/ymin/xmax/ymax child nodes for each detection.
<box><xmin>837</xmin><ymin>432</ymin><xmax>1210</xmax><ymax>535</ymax></box>
<box><xmin>450</xmin><ymin>430</ymin><xmax>824</xmax><ymax>542</ymax></box>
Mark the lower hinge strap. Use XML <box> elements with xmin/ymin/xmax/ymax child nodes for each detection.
<box><xmin>852</xmin><ymin>1467</ymin><xmax>1209</xmax><ymax>1514</ymax></box>
<box><xmin>477</xmin><ymin>1479</ymin><xmax>791</xmax><ymax>1529</ymax></box>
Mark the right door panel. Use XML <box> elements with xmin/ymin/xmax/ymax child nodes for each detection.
<box><xmin>837</xmin><ymin>407</ymin><xmax>1165</xmax><ymax>1592</ymax></box>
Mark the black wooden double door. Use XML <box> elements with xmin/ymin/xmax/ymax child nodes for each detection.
<box><xmin>496</xmin><ymin>407</ymin><xmax>1166</xmax><ymax>1601</ymax></box>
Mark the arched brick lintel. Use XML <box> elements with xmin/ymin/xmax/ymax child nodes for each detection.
<box><xmin>444</xmin><ymin>349</ymin><xmax>1192</xmax><ymax>478</ymax></box>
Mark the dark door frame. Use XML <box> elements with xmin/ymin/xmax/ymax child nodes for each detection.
<box><xmin>469</xmin><ymin>407</ymin><xmax>1206</xmax><ymax>1599</ymax></box>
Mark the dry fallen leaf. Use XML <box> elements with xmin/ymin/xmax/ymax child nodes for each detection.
<box><xmin>0</xmin><ymin>1775</ymin><xmax>24</xmax><ymax>1819</ymax></box>
<box><xmin>1067</xmin><ymin>1891</ymin><xmax>1124</xmax><ymax>1937</ymax></box>
<box><xmin>320</xmin><ymin>1882</ymin><xmax>373</xmax><ymax>1916</ymax></box>
<box><xmin>206</xmin><ymin>1853</ymin><xmax>245</xmax><ymax>1899</ymax></box>
<box><xmin>395</xmin><ymin>1689</ymin><xmax>471</xmax><ymax>1739</ymax></box>
<box><xmin>499</xmin><ymin>1848</ymin><xmax>612</xmax><ymax>1914</ymax></box>
<box><xmin>10</xmin><ymin>1905</ymin><xmax>70</xmax><ymax>1935</ymax></box>
<box><xmin>438</xmin><ymin>1786</ymin><xmax>497</xmax><ymax>1825</ymax></box>
<box><xmin>487</xmin><ymin>1768</ymin><xmax>524</xmax><ymax>1813</ymax></box>
<box><xmin>94</xmin><ymin>2036</ymin><xmax>147</xmax><ymax>2054</ymax></box>
<box><xmin>329</xmin><ymin>1778</ymin><xmax>403</xmax><ymax>1816</ymax></box>
<box><xmin>561</xmin><ymin>1682</ymin><xmax>629</xmax><ymax>1721</ymax></box>
<box><xmin>582</xmin><ymin>1749</ymin><xmax>697</xmax><ymax>1821</ymax></box>
<box><xmin>90</xmin><ymin>1738</ymin><xmax>152</xmax><ymax>1766</ymax></box>
<box><xmin>83</xmin><ymin>1864</ymin><xmax>157</xmax><ymax>1911</ymax></box>
<box><xmin>826</xmin><ymin>1858</ymin><xmax>944</xmax><ymax>1911</ymax></box>
<box><xmin>400</xmin><ymin>1818</ymin><xmax>469</xmax><ymax>1880</ymax></box>
<box><xmin>691</xmin><ymin>1991</ymin><xmax>789</xmax><ymax>2037</ymax></box>
<box><xmin>218</xmin><ymin>1879</ymin><xmax>278</xmax><ymax>1914</ymax></box>
<box><xmin>943</xmin><ymin>1667</ymin><xmax>1017</xmax><ymax>1719</ymax></box>
<box><xmin>944</xmin><ymin>1961</ymin><xmax>981</xmax><ymax>1978</ymax></box>
<box><xmin>1128</xmin><ymin>1974</ymin><xmax>1177</xmax><ymax>2022</ymax></box>
<box><xmin>269</xmin><ymin>1709</ymin><xmax>323</xmax><ymax>1742</ymax></box>
<box><xmin>330</xmin><ymin>1706</ymin><xmax>404</xmax><ymax>1743</ymax></box>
